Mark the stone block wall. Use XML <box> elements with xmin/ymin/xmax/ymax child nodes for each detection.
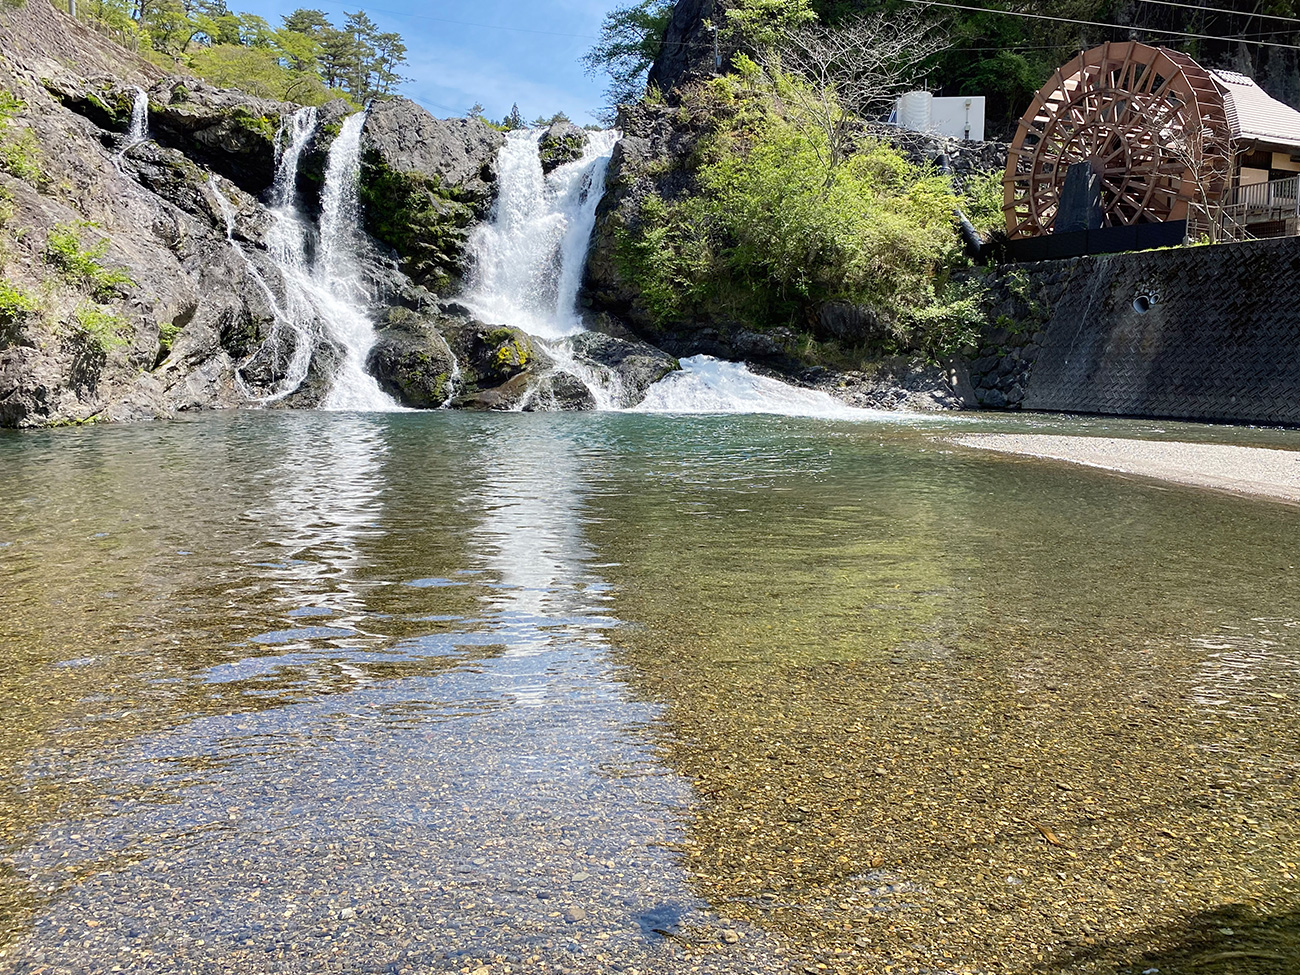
<box><xmin>977</xmin><ymin>236</ymin><xmax>1300</xmax><ymax>426</ymax></box>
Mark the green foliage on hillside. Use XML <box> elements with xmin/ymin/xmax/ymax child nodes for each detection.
<box><xmin>45</xmin><ymin>222</ymin><xmax>135</xmax><ymax>301</ymax></box>
<box><xmin>616</xmin><ymin>74</ymin><xmax>982</xmax><ymax>357</ymax></box>
<box><xmin>70</xmin><ymin>303</ymin><xmax>129</xmax><ymax>353</ymax></box>
<box><xmin>75</xmin><ymin>2</ymin><xmax>407</xmax><ymax>106</ymax></box>
<box><xmin>0</xmin><ymin>91</ymin><xmax>46</xmax><ymax>186</ymax></box>
<box><xmin>590</xmin><ymin>0</ymin><xmax>1300</xmax><ymax>134</ymax></box>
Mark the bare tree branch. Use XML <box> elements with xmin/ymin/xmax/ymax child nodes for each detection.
<box><xmin>758</xmin><ymin>9</ymin><xmax>949</xmax><ymax>168</ymax></box>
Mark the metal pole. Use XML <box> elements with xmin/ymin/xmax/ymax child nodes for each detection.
<box><xmin>68</xmin><ymin>0</ymin><xmax>76</xmax><ymax>17</ymax></box>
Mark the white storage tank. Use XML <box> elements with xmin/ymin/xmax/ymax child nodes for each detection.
<box><xmin>897</xmin><ymin>90</ymin><xmax>933</xmax><ymax>133</ymax></box>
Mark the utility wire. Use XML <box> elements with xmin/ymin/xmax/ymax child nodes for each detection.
<box><xmin>1134</xmin><ymin>0</ymin><xmax>1300</xmax><ymax>26</ymax></box>
<box><xmin>891</xmin><ymin>0</ymin><xmax>1300</xmax><ymax>50</ymax></box>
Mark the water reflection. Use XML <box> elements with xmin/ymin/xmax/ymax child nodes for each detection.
<box><xmin>2</xmin><ymin>411</ymin><xmax>1299</xmax><ymax>975</ymax></box>
<box><xmin>0</xmin><ymin>414</ymin><xmax>787</xmax><ymax>973</ymax></box>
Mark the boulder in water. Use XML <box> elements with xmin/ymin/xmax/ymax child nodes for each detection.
<box><xmin>538</xmin><ymin>120</ymin><xmax>586</xmax><ymax>174</ymax></box>
<box><xmin>366</xmin><ymin>308</ymin><xmax>458</xmax><ymax>409</ymax></box>
<box><xmin>358</xmin><ymin>99</ymin><xmax>504</xmax><ymax>292</ymax></box>
<box><xmin>524</xmin><ymin>371</ymin><xmax>596</xmax><ymax>411</ymax></box>
<box><xmin>565</xmin><ymin>330</ymin><xmax>679</xmax><ymax>406</ymax></box>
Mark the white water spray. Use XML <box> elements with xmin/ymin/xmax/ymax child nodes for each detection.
<box><xmin>113</xmin><ymin>87</ymin><xmax>149</xmax><ymax>171</ymax></box>
<box><xmin>222</xmin><ymin>107</ymin><xmax>398</xmax><ymax>410</ymax></box>
<box><xmin>464</xmin><ymin>129</ymin><xmax>618</xmax><ymax>340</ymax></box>
<box><xmin>315</xmin><ymin>112</ymin><xmax>396</xmax><ymax>410</ymax></box>
<box><xmin>633</xmin><ymin>356</ymin><xmax>909</xmax><ymax>420</ymax></box>
<box><xmin>126</xmin><ymin>88</ymin><xmax>148</xmax><ymax>144</ymax></box>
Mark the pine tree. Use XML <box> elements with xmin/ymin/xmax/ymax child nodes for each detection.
<box><xmin>503</xmin><ymin>103</ymin><xmax>524</xmax><ymax>131</ymax></box>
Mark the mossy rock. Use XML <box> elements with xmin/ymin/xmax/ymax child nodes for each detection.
<box><xmin>538</xmin><ymin>121</ymin><xmax>587</xmax><ymax>174</ymax></box>
<box><xmin>358</xmin><ymin>154</ymin><xmax>481</xmax><ymax>292</ymax></box>
<box><xmin>366</xmin><ymin>314</ymin><xmax>458</xmax><ymax>408</ymax></box>
<box><xmin>41</xmin><ymin>78</ymin><xmax>136</xmax><ymax>132</ymax></box>
<box><xmin>477</xmin><ymin>326</ymin><xmax>535</xmax><ymax>382</ymax></box>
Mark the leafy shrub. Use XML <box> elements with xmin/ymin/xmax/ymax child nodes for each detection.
<box><xmin>0</xmin><ymin>90</ymin><xmax>45</xmax><ymax>185</ymax></box>
<box><xmin>69</xmin><ymin>303</ymin><xmax>128</xmax><ymax>353</ymax></box>
<box><xmin>0</xmin><ymin>279</ymin><xmax>36</xmax><ymax>346</ymax></box>
<box><xmin>961</xmin><ymin>170</ymin><xmax>1005</xmax><ymax>235</ymax></box>
<box><xmin>0</xmin><ymin>280</ymin><xmax>35</xmax><ymax>320</ymax></box>
<box><xmin>617</xmin><ymin>82</ymin><xmax>978</xmax><ymax>356</ymax></box>
<box><xmin>45</xmin><ymin>222</ymin><xmax>135</xmax><ymax>300</ymax></box>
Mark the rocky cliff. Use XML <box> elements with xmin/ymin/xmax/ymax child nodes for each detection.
<box><xmin>0</xmin><ymin>0</ymin><xmax>674</xmax><ymax>427</ymax></box>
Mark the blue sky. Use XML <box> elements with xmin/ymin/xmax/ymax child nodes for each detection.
<box><xmin>246</xmin><ymin>0</ymin><xmax>617</xmax><ymax>124</ymax></box>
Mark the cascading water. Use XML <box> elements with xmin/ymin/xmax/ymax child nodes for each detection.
<box><xmin>464</xmin><ymin>129</ymin><xmax>618</xmax><ymax>339</ymax></box>
<box><xmin>314</xmin><ymin>112</ymin><xmax>396</xmax><ymax>410</ymax></box>
<box><xmin>221</xmin><ymin>107</ymin><xmax>398</xmax><ymax>410</ymax></box>
<box><xmin>633</xmin><ymin>356</ymin><xmax>909</xmax><ymax>420</ymax></box>
<box><xmin>126</xmin><ymin>88</ymin><xmax>149</xmax><ymax>145</ymax></box>
<box><xmin>113</xmin><ymin>87</ymin><xmax>149</xmax><ymax>171</ymax></box>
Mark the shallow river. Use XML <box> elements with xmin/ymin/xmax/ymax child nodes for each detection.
<box><xmin>1</xmin><ymin>410</ymin><xmax>1298</xmax><ymax>975</ymax></box>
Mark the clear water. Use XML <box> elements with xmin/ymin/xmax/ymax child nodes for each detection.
<box><xmin>1</xmin><ymin>411</ymin><xmax>1298</xmax><ymax>974</ymax></box>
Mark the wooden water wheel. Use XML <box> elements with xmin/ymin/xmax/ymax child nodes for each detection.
<box><xmin>1003</xmin><ymin>41</ymin><xmax>1233</xmax><ymax>238</ymax></box>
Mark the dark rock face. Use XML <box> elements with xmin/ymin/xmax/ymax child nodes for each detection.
<box><xmin>538</xmin><ymin>120</ymin><xmax>586</xmax><ymax>174</ymax></box>
<box><xmin>358</xmin><ymin>99</ymin><xmax>504</xmax><ymax>292</ymax></box>
<box><xmin>366</xmin><ymin>308</ymin><xmax>457</xmax><ymax>409</ymax></box>
<box><xmin>41</xmin><ymin>75</ymin><xmax>140</xmax><ymax>134</ymax></box>
<box><xmin>647</xmin><ymin>0</ymin><xmax>721</xmax><ymax>94</ymax></box>
<box><xmin>566</xmin><ymin>329</ymin><xmax>678</xmax><ymax>404</ymax></box>
<box><xmin>0</xmin><ymin>0</ymin><xmax>357</xmax><ymax>427</ymax></box>
<box><xmin>582</xmin><ymin>101</ymin><xmax>714</xmax><ymax>331</ymax></box>
<box><xmin>147</xmin><ymin>78</ymin><xmax>292</xmax><ymax>195</ymax></box>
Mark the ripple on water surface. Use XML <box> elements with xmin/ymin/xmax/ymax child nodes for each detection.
<box><xmin>0</xmin><ymin>410</ymin><xmax>1299</xmax><ymax>975</ymax></box>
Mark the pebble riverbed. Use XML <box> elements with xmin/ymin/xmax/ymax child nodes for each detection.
<box><xmin>1</xmin><ymin>410</ymin><xmax>1298</xmax><ymax>974</ymax></box>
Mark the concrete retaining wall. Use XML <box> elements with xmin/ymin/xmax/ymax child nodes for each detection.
<box><xmin>976</xmin><ymin>236</ymin><xmax>1300</xmax><ymax>427</ymax></box>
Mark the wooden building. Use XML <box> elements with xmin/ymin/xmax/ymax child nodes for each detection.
<box><xmin>1003</xmin><ymin>41</ymin><xmax>1300</xmax><ymax>249</ymax></box>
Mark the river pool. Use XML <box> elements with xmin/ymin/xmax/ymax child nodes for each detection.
<box><xmin>1</xmin><ymin>410</ymin><xmax>1298</xmax><ymax>974</ymax></box>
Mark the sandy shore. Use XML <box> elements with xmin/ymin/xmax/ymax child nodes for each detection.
<box><xmin>953</xmin><ymin>433</ymin><xmax>1300</xmax><ymax>503</ymax></box>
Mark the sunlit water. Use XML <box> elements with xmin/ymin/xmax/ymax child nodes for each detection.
<box><xmin>1</xmin><ymin>411</ymin><xmax>1299</xmax><ymax>974</ymax></box>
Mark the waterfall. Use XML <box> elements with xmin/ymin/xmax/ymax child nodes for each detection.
<box><xmin>315</xmin><ymin>112</ymin><xmax>395</xmax><ymax>411</ymax></box>
<box><xmin>126</xmin><ymin>88</ymin><xmax>149</xmax><ymax>146</ymax></box>
<box><xmin>227</xmin><ymin>107</ymin><xmax>398</xmax><ymax>411</ymax></box>
<box><xmin>113</xmin><ymin>87</ymin><xmax>149</xmax><ymax>171</ymax></box>
<box><xmin>464</xmin><ymin>129</ymin><xmax>618</xmax><ymax>340</ymax></box>
<box><xmin>633</xmin><ymin>356</ymin><xmax>904</xmax><ymax>419</ymax></box>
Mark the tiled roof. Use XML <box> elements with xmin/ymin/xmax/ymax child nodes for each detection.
<box><xmin>1210</xmin><ymin>69</ymin><xmax>1300</xmax><ymax>151</ymax></box>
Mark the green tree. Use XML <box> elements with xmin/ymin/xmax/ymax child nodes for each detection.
<box><xmin>369</xmin><ymin>30</ymin><xmax>407</xmax><ymax>96</ymax></box>
<box><xmin>281</xmin><ymin>7</ymin><xmax>330</xmax><ymax>37</ymax></box>
<box><xmin>343</xmin><ymin>10</ymin><xmax>378</xmax><ymax>98</ymax></box>
<box><xmin>503</xmin><ymin>103</ymin><xmax>524</xmax><ymax>130</ymax></box>
<box><xmin>582</xmin><ymin>0</ymin><xmax>674</xmax><ymax>107</ymax></box>
<box><xmin>316</xmin><ymin>26</ymin><xmax>359</xmax><ymax>92</ymax></box>
<box><xmin>724</xmin><ymin>0</ymin><xmax>817</xmax><ymax>49</ymax></box>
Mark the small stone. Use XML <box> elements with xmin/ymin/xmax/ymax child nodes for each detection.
<box><xmin>340</xmin><ymin>908</ymin><xmax>356</xmax><ymax>920</ymax></box>
<box><xmin>721</xmin><ymin>929</ymin><xmax>741</xmax><ymax>944</ymax></box>
<box><xmin>564</xmin><ymin>907</ymin><xmax>587</xmax><ymax>923</ymax></box>
<box><xmin>571</xmin><ymin>872</ymin><xmax>591</xmax><ymax>883</ymax></box>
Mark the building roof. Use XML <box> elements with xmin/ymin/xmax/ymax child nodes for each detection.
<box><xmin>1210</xmin><ymin>69</ymin><xmax>1300</xmax><ymax>152</ymax></box>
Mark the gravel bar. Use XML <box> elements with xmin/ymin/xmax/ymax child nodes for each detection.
<box><xmin>952</xmin><ymin>434</ymin><xmax>1300</xmax><ymax>503</ymax></box>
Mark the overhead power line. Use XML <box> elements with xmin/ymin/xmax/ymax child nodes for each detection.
<box><xmin>1134</xmin><ymin>0</ymin><xmax>1300</xmax><ymax>26</ymax></box>
<box><xmin>891</xmin><ymin>0</ymin><xmax>1300</xmax><ymax>51</ymax></box>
